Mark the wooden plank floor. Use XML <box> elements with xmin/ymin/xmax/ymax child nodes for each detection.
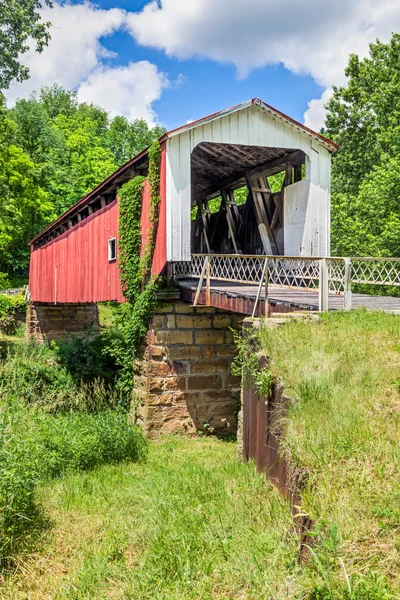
<box><xmin>178</xmin><ymin>279</ymin><xmax>400</xmax><ymax>313</ymax></box>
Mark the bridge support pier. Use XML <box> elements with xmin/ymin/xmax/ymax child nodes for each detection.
<box><xmin>26</xmin><ymin>302</ymin><xmax>100</xmax><ymax>343</ymax></box>
<box><xmin>133</xmin><ymin>301</ymin><xmax>244</xmax><ymax>438</ymax></box>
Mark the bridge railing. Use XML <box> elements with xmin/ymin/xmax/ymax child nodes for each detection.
<box><xmin>172</xmin><ymin>254</ymin><xmax>400</xmax><ymax>313</ymax></box>
<box><xmin>0</xmin><ymin>287</ymin><xmax>25</xmax><ymax>297</ymax></box>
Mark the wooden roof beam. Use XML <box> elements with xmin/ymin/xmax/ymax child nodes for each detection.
<box><xmin>201</xmin><ymin>150</ymin><xmax>305</xmax><ymax>200</ymax></box>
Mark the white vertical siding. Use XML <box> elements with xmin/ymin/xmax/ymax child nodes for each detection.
<box><xmin>166</xmin><ymin>103</ymin><xmax>332</xmax><ymax>261</ymax></box>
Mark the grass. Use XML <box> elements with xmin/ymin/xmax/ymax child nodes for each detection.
<box><xmin>0</xmin><ymin>329</ymin><xmax>146</xmax><ymax>570</ymax></box>
<box><xmin>2</xmin><ymin>311</ymin><xmax>400</xmax><ymax>598</ymax></box>
<box><xmin>1</xmin><ymin>436</ymin><xmax>301</xmax><ymax>599</ymax></box>
<box><xmin>258</xmin><ymin>309</ymin><xmax>400</xmax><ymax>598</ymax></box>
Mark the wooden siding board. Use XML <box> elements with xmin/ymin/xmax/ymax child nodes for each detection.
<box><xmin>29</xmin><ymin>146</ymin><xmax>167</xmax><ymax>303</ymax></box>
<box><xmin>167</xmin><ymin>104</ymin><xmax>331</xmax><ymax>261</ymax></box>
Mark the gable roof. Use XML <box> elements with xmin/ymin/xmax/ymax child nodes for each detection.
<box><xmin>31</xmin><ymin>98</ymin><xmax>338</xmax><ymax>245</ymax></box>
<box><xmin>166</xmin><ymin>98</ymin><xmax>339</xmax><ymax>153</ymax></box>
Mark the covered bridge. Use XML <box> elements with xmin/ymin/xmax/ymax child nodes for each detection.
<box><xmin>28</xmin><ymin>98</ymin><xmax>337</xmax><ymax>307</ymax></box>
<box><xmin>26</xmin><ymin>99</ymin><xmax>400</xmax><ymax>436</ymax></box>
<box><xmin>26</xmin><ymin>98</ymin><xmax>341</xmax><ymax>436</ymax></box>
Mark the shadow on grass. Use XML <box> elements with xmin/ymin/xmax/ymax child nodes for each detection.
<box><xmin>0</xmin><ymin>503</ymin><xmax>52</xmax><ymax>575</ymax></box>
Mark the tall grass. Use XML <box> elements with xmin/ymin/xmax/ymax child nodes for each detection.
<box><xmin>259</xmin><ymin>309</ymin><xmax>400</xmax><ymax>598</ymax></box>
<box><xmin>0</xmin><ymin>335</ymin><xmax>147</xmax><ymax>567</ymax></box>
<box><xmin>2</xmin><ymin>437</ymin><xmax>299</xmax><ymax>599</ymax></box>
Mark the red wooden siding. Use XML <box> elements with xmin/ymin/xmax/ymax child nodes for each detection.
<box><xmin>29</xmin><ymin>147</ymin><xmax>167</xmax><ymax>304</ymax></box>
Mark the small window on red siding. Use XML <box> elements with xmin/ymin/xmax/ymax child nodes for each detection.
<box><xmin>108</xmin><ymin>237</ymin><xmax>116</xmax><ymax>262</ymax></box>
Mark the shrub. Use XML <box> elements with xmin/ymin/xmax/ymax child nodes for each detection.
<box><xmin>0</xmin><ymin>405</ymin><xmax>41</xmax><ymax>564</ymax></box>
<box><xmin>0</xmin><ymin>341</ymin><xmax>119</xmax><ymax>413</ymax></box>
<box><xmin>38</xmin><ymin>409</ymin><xmax>148</xmax><ymax>478</ymax></box>
<box><xmin>0</xmin><ymin>293</ymin><xmax>27</xmax><ymax>335</ymax></box>
<box><xmin>56</xmin><ymin>331</ymin><xmax>120</xmax><ymax>385</ymax></box>
<box><xmin>0</xmin><ymin>273</ymin><xmax>11</xmax><ymax>290</ymax></box>
<box><xmin>0</xmin><ymin>335</ymin><xmax>147</xmax><ymax>566</ymax></box>
<box><xmin>0</xmin><ymin>342</ymin><xmax>76</xmax><ymax>407</ymax></box>
<box><xmin>0</xmin><ymin>402</ymin><xmax>147</xmax><ymax>565</ymax></box>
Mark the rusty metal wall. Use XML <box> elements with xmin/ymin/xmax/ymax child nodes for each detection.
<box><xmin>242</xmin><ymin>353</ymin><xmax>313</xmax><ymax>561</ymax></box>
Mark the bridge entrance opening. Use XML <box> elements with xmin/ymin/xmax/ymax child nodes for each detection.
<box><xmin>190</xmin><ymin>142</ymin><xmax>306</xmax><ymax>256</ymax></box>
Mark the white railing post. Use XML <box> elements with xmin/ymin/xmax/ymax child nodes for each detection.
<box><xmin>343</xmin><ymin>258</ymin><xmax>352</xmax><ymax>311</ymax></box>
<box><xmin>205</xmin><ymin>257</ymin><xmax>211</xmax><ymax>306</ymax></box>
<box><xmin>193</xmin><ymin>256</ymin><xmax>208</xmax><ymax>307</ymax></box>
<box><xmin>318</xmin><ymin>258</ymin><xmax>329</xmax><ymax>312</ymax></box>
<box><xmin>252</xmin><ymin>257</ymin><xmax>269</xmax><ymax>318</ymax></box>
<box><xmin>264</xmin><ymin>258</ymin><xmax>269</xmax><ymax>318</ymax></box>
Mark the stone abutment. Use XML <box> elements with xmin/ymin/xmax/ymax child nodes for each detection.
<box><xmin>132</xmin><ymin>301</ymin><xmax>244</xmax><ymax>437</ymax></box>
<box><xmin>26</xmin><ymin>302</ymin><xmax>100</xmax><ymax>343</ymax></box>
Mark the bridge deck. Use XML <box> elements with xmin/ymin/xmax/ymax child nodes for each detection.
<box><xmin>178</xmin><ymin>279</ymin><xmax>400</xmax><ymax>315</ymax></box>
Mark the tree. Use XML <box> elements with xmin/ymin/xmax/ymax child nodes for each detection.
<box><xmin>3</xmin><ymin>84</ymin><xmax>167</xmax><ymax>276</ymax></box>
<box><xmin>49</xmin><ymin>111</ymin><xmax>117</xmax><ymax>213</ymax></box>
<box><xmin>325</xmin><ymin>34</ymin><xmax>400</xmax><ymax>256</ymax></box>
<box><xmin>0</xmin><ymin>98</ymin><xmax>53</xmax><ymax>275</ymax></box>
<box><xmin>10</xmin><ymin>87</ymin><xmax>117</xmax><ymax>214</ymax></box>
<box><xmin>0</xmin><ymin>0</ymin><xmax>53</xmax><ymax>90</ymax></box>
<box><xmin>107</xmin><ymin>116</ymin><xmax>166</xmax><ymax>167</ymax></box>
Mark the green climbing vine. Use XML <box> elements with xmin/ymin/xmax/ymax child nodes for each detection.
<box><xmin>231</xmin><ymin>328</ymin><xmax>274</xmax><ymax>399</ymax></box>
<box><xmin>141</xmin><ymin>139</ymin><xmax>162</xmax><ymax>281</ymax></box>
<box><xmin>108</xmin><ymin>140</ymin><xmax>162</xmax><ymax>403</ymax></box>
<box><xmin>118</xmin><ymin>175</ymin><xmax>146</xmax><ymax>302</ymax></box>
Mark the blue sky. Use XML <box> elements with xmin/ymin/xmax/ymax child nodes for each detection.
<box><xmin>5</xmin><ymin>0</ymin><xmax>400</xmax><ymax>131</ymax></box>
<box><xmin>87</xmin><ymin>1</ymin><xmax>323</xmax><ymax>130</ymax></box>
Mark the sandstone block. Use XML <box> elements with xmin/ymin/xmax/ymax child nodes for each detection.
<box><xmin>164</xmin><ymin>376</ymin><xmax>186</xmax><ymax>392</ymax></box>
<box><xmin>216</xmin><ymin>344</ymin><xmax>237</xmax><ymax>358</ymax></box>
<box><xmin>194</xmin><ymin>306</ymin><xmax>216</xmax><ymax>314</ymax></box>
<box><xmin>224</xmin><ymin>330</ymin><xmax>235</xmax><ymax>344</ymax></box>
<box><xmin>159</xmin><ymin>418</ymin><xmax>189</xmax><ymax>435</ymax></box>
<box><xmin>146</xmin><ymin>345</ymin><xmax>164</xmax><ymax>359</ymax></box>
<box><xmin>150</xmin><ymin>315</ymin><xmax>165</xmax><ymax>330</ymax></box>
<box><xmin>176</xmin><ymin>315</ymin><xmax>213</xmax><ymax>329</ymax></box>
<box><xmin>213</xmin><ymin>315</ymin><xmax>232</xmax><ymax>328</ymax></box>
<box><xmin>159</xmin><ymin>330</ymin><xmax>193</xmax><ymax>345</ymax></box>
<box><xmin>162</xmin><ymin>403</ymin><xmax>191</xmax><ymax>420</ymax></box>
<box><xmin>166</xmin><ymin>315</ymin><xmax>176</xmax><ymax>329</ymax></box>
<box><xmin>190</xmin><ymin>358</ymin><xmax>231</xmax><ymax>374</ymax></box>
<box><xmin>174</xmin><ymin>302</ymin><xmax>201</xmax><ymax>314</ymax></box>
<box><xmin>187</xmin><ymin>375</ymin><xmax>222</xmax><ymax>391</ymax></box>
<box><xmin>148</xmin><ymin>377</ymin><xmax>164</xmax><ymax>393</ymax></box>
<box><xmin>146</xmin><ymin>330</ymin><xmax>159</xmax><ymax>345</ymax></box>
<box><xmin>202</xmin><ymin>345</ymin><xmax>216</xmax><ymax>358</ymax></box>
<box><xmin>167</xmin><ymin>345</ymin><xmax>202</xmax><ymax>359</ymax></box>
<box><xmin>158</xmin><ymin>391</ymin><xmax>185</xmax><ymax>405</ymax></box>
<box><xmin>170</xmin><ymin>360</ymin><xmax>189</xmax><ymax>374</ymax></box>
<box><xmin>195</xmin><ymin>330</ymin><xmax>224</xmax><ymax>345</ymax></box>
<box><xmin>154</xmin><ymin>302</ymin><xmax>174</xmax><ymax>314</ymax></box>
<box><xmin>225</xmin><ymin>374</ymin><xmax>241</xmax><ymax>386</ymax></box>
<box><xmin>148</xmin><ymin>361</ymin><xmax>175</xmax><ymax>377</ymax></box>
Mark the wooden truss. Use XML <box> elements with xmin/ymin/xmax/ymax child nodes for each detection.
<box><xmin>192</xmin><ymin>149</ymin><xmax>305</xmax><ymax>256</ymax></box>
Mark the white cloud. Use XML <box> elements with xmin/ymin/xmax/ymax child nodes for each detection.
<box><xmin>77</xmin><ymin>61</ymin><xmax>169</xmax><ymax>124</ymax></box>
<box><xmin>304</xmin><ymin>88</ymin><xmax>333</xmax><ymax>132</ymax></box>
<box><xmin>126</xmin><ymin>0</ymin><xmax>400</xmax><ymax>130</ymax></box>
<box><xmin>5</xmin><ymin>1</ymin><xmax>168</xmax><ymax>125</ymax></box>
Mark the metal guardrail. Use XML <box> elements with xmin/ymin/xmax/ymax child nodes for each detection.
<box><xmin>172</xmin><ymin>254</ymin><xmax>400</xmax><ymax>313</ymax></box>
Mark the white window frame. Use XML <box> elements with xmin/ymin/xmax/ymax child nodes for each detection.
<box><xmin>108</xmin><ymin>237</ymin><xmax>117</xmax><ymax>262</ymax></box>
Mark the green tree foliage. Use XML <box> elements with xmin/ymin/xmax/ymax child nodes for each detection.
<box><xmin>325</xmin><ymin>34</ymin><xmax>400</xmax><ymax>257</ymax></box>
<box><xmin>107</xmin><ymin>115</ymin><xmax>166</xmax><ymax>167</ymax></box>
<box><xmin>0</xmin><ymin>85</ymin><xmax>165</xmax><ymax>277</ymax></box>
<box><xmin>0</xmin><ymin>0</ymin><xmax>52</xmax><ymax>90</ymax></box>
<box><xmin>0</xmin><ymin>97</ymin><xmax>54</xmax><ymax>274</ymax></box>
